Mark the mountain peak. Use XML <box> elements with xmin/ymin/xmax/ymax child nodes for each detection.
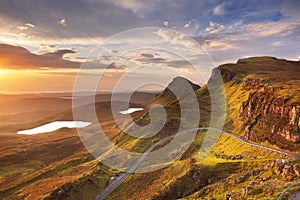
<box><xmin>161</xmin><ymin>76</ymin><xmax>200</xmax><ymax>97</ymax></box>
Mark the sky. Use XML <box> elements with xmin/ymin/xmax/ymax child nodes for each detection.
<box><xmin>0</xmin><ymin>0</ymin><xmax>299</xmax><ymax>93</ymax></box>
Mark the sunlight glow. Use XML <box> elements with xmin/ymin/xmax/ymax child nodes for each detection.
<box><xmin>0</xmin><ymin>69</ymin><xmax>14</xmax><ymax>74</ymax></box>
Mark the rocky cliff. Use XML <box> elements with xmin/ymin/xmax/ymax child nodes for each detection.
<box><xmin>240</xmin><ymin>88</ymin><xmax>300</xmax><ymax>149</ymax></box>
<box><xmin>217</xmin><ymin>56</ymin><xmax>300</xmax><ymax>151</ymax></box>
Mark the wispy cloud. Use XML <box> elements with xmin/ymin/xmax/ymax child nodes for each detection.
<box><xmin>213</xmin><ymin>3</ymin><xmax>227</xmax><ymax>16</ymax></box>
<box><xmin>102</xmin><ymin>0</ymin><xmax>161</xmax><ymax>16</ymax></box>
<box><xmin>0</xmin><ymin>0</ymin><xmax>299</xmax><ymax>69</ymax></box>
<box><xmin>17</xmin><ymin>23</ymin><xmax>35</xmax><ymax>31</ymax></box>
<box><xmin>58</xmin><ymin>18</ymin><xmax>67</xmax><ymax>27</ymax></box>
<box><xmin>243</xmin><ymin>21</ymin><xmax>300</xmax><ymax>37</ymax></box>
<box><xmin>195</xmin><ymin>18</ymin><xmax>300</xmax><ymax>64</ymax></box>
<box><xmin>17</xmin><ymin>26</ymin><xmax>29</xmax><ymax>31</ymax></box>
<box><xmin>25</xmin><ymin>23</ymin><xmax>35</xmax><ymax>28</ymax></box>
<box><xmin>205</xmin><ymin>21</ymin><xmax>226</xmax><ymax>34</ymax></box>
<box><xmin>154</xmin><ymin>29</ymin><xmax>199</xmax><ymax>50</ymax></box>
<box><xmin>163</xmin><ymin>21</ymin><xmax>169</xmax><ymax>27</ymax></box>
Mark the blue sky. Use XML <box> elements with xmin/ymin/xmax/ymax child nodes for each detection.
<box><xmin>0</xmin><ymin>0</ymin><xmax>299</xmax><ymax>60</ymax></box>
<box><xmin>0</xmin><ymin>0</ymin><xmax>299</xmax><ymax>92</ymax></box>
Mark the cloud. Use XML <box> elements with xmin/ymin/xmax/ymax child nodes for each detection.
<box><xmin>0</xmin><ymin>43</ymin><xmax>80</xmax><ymax>69</ymax></box>
<box><xmin>203</xmin><ymin>40</ymin><xmax>237</xmax><ymax>51</ymax></box>
<box><xmin>17</xmin><ymin>26</ymin><xmax>29</xmax><ymax>31</ymax></box>
<box><xmin>35</xmin><ymin>44</ymin><xmax>57</xmax><ymax>54</ymax></box>
<box><xmin>124</xmin><ymin>52</ymin><xmax>193</xmax><ymax>69</ymax></box>
<box><xmin>25</xmin><ymin>23</ymin><xmax>35</xmax><ymax>28</ymax></box>
<box><xmin>0</xmin><ymin>43</ymin><xmax>130</xmax><ymax>71</ymax></box>
<box><xmin>0</xmin><ymin>0</ymin><xmax>299</xmax><ymax>69</ymax></box>
<box><xmin>0</xmin><ymin>0</ymin><xmax>155</xmax><ymax>41</ymax></box>
<box><xmin>102</xmin><ymin>0</ymin><xmax>161</xmax><ymax>16</ymax></box>
<box><xmin>213</xmin><ymin>3</ymin><xmax>227</xmax><ymax>16</ymax></box>
<box><xmin>183</xmin><ymin>23</ymin><xmax>190</xmax><ymax>29</ymax></box>
<box><xmin>154</xmin><ymin>29</ymin><xmax>198</xmax><ymax>49</ymax></box>
<box><xmin>272</xmin><ymin>41</ymin><xmax>283</xmax><ymax>46</ymax></box>
<box><xmin>135</xmin><ymin>57</ymin><xmax>167</xmax><ymax>65</ymax></box>
<box><xmin>140</xmin><ymin>53</ymin><xmax>154</xmax><ymax>58</ymax></box>
<box><xmin>194</xmin><ymin>19</ymin><xmax>300</xmax><ymax>64</ymax></box>
<box><xmin>43</xmin><ymin>49</ymin><xmax>75</xmax><ymax>58</ymax></box>
<box><xmin>58</xmin><ymin>18</ymin><xmax>66</xmax><ymax>27</ymax></box>
<box><xmin>184</xmin><ymin>21</ymin><xmax>191</xmax><ymax>29</ymax></box>
<box><xmin>17</xmin><ymin>23</ymin><xmax>35</xmax><ymax>31</ymax></box>
<box><xmin>243</xmin><ymin>21</ymin><xmax>300</xmax><ymax>37</ymax></box>
<box><xmin>163</xmin><ymin>20</ymin><xmax>169</xmax><ymax>27</ymax></box>
<box><xmin>205</xmin><ymin>21</ymin><xmax>226</xmax><ymax>34</ymax></box>
<box><xmin>107</xmin><ymin>62</ymin><xmax>127</xmax><ymax>69</ymax></box>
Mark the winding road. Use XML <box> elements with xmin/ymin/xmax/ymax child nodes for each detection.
<box><xmin>277</xmin><ymin>182</ymin><xmax>300</xmax><ymax>200</ymax></box>
<box><xmin>95</xmin><ymin>127</ymin><xmax>300</xmax><ymax>200</ymax></box>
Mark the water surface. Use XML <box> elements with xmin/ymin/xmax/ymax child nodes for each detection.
<box><xmin>119</xmin><ymin>108</ymin><xmax>143</xmax><ymax>114</ymax></box>
<box><xmin>17</xmin><ymin>121</ymin><xmax>91</xmax><ymax>135</ymax></box>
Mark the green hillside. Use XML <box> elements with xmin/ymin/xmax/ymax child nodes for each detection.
<box><xmin>1</xmin><ymin>57</ymin><xmax>299</xmax><ymax>200</ymax></box>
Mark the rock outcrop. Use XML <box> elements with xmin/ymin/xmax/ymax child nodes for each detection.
<box><xmin>215</xmin><ymin>153</ymin><xmax>243</xmax><ymax>160</ymax></box>
<box><xmin>235</xmin><ymin>169</ymin><xmax>263</xmax><ymax>184</ymax></box>
<box><xmin>161</xmin><ymin>76</ymin><xmax>200</xmax><ymax>97</ymax></box>
<box><xmin>208</xmin><ymin>57</ymin><xmax>300</xmax><ymax>151</ymax></box>
<box><xmin>273</xmin><ymin>159</ymin><xmax>300</xmax><ymax>180</ymax></box>
<box><xmin>208</xmin><ymin>66</ymin><xmax>236</xmax><ymax>84</ymax></box>
<box><xmin>240</xmin><ymin>88</ymin><xmax>300</xmax><ymax>150</ymax></box>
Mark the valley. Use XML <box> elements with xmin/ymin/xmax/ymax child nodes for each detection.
<box><xmin>0</xmin><ymin>57</ymin><xmax>299</xmax><ymax>200</ymax></box>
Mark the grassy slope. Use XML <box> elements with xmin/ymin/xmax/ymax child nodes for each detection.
<box><xmin>1</xmin><ymin>57</ymin><xmax>299</xmax><ymax>200</ymax></box>
<box><xmin>0</xmin><ymin>118</ymin><xmax>126</xmax><ymax>200</ymax></box>
<box><xmin>223</xmin><ymin>57</ymin><xmax>300</xmax><ymax>150</ymax></box>
<box><xmin>35</xmin><ymin>57</ymin><xmax>297</xmax><ymax>200</ymax></box>
<box><xmin>0</xmin><ymin>92</ymin><xmax>152</xmax><ymax>200</ymax></box>
<box><xmin>105</xmin><ymin>57</ymin><xmax>300</xmax><ymax>199</ymax></box>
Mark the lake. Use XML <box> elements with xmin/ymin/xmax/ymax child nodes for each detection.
<box><xmin>119</xmin><ymin>108</ymin><xmax>143</xmax><ymax>114</ymax></box>
<box><xmin>17</xmin><ymin>121</ymin><xmax>91</xmax><ymax>135</ymax></box>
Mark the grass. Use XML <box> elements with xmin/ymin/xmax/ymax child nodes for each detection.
<box><xmin>0</xmin><ymin>156</ymin><xmax>94</xmax><ymax>199</ymax></box>
<box><xmin>104</xmin><ymin>57</ymin><xmax>299</xmax><ymax>199</ymax></box>
<box><xmin>107</xmin><ymin>159</ymin><xmax>193</xmax><ymax>200</ymax></box>
<box><xmin>44</xmin><ymin>163</ymin><xmax>118</xmax><ymax>200</ymax></box>
<box><xmin>1</xmin><ymin>57</ymin><xmax>299</xmax><ymax>199</ymax></box>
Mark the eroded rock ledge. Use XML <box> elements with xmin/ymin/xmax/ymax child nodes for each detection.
<box><xmin>240</xmin><ymin>87</ymin><xmax>300</xmax><ymax>150</ymax></box>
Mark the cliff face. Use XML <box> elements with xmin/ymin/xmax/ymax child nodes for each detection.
<box><xmin>208</xmin><ymin>66</ymin><xmax>236</xmax><ymax>85</ymax></box>
<box><xmin>240</xmin><ymin>88</ymin><xmax>300</xmax><ymax>149</ymax></box>
<box><xmin>217</xmin><ymin>57</ymin><xmax>300</xmax><ymax>151</ymax></box>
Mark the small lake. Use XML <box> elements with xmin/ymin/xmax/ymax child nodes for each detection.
<box><xmin>17</xmin><ymin>121</ymin><xmax>92</xmax><ymax>135</ymax></box>
<box><xmin>119</xmin><ymin>108</ymin><xmax>144</xmax><ymax>114</ymax></box>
